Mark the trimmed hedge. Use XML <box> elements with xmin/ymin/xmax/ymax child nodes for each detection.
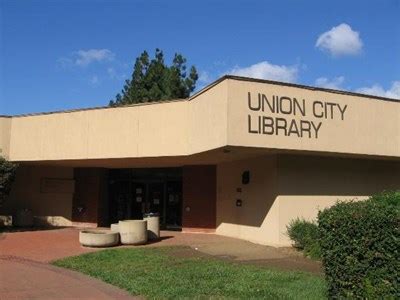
<box><xmin>287</xmin><ymin>218</ymin><xmax>321</xmax><ymax>259</ymax></box>
<box><xmin>318</xmin><ymin>191</ymin><xmax>400</xmax><ymax>298</ymax></box>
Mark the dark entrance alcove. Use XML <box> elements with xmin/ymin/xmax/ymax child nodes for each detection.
<box><xmin>108</xmin><ymin>168</ymin><xmax>182</xmax><ymax>229</ymax></box>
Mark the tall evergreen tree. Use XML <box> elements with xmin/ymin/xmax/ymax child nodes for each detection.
<box><xmin>109</xmin><ymin>49</ymin><xmax>198</xmax><ymax>106</ymax></box>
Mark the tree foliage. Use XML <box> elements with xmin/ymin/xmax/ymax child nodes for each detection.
<box><xmin>0</xmin><ymin>156</ymin><xmax>18</xmax><ymax>206</ymax></box>
<box><xmin>109</xmin><ymin>49</ymin><xmax>198</xmax><ymax>106</ymax></box>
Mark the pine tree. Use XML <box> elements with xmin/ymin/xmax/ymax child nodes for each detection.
<box><xmin>109</xmin><ymin>49</ymin><xmax>198</xmax><ymax>106</ymax></box>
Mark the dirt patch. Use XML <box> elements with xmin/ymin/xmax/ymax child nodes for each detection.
<box><xmin>239</xmin><ymin>257</ymin><xmax>322</xmax><ymax>274</ymax></box>
<box><xmin>158</xmin><ymin>245</ymin><xmax>323</xmax><ymax>275</ymax></box>
<box><xmin>154</xmin><ymin>246</ymin><xmax>212</xmax><ymax>259</ymax></box>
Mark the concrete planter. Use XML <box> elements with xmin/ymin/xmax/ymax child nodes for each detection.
<box><xmin>110</xmin><ymin>223</ymin><xmax>119</xmax><ymax>232</ymax></box>
<box><xmin>144</xmin><ymin>215</ymin><xmax>160</xmax><ymax>240</ymax></box>
<box><xmin>0</xmin><ymin>215</ymin><xmax>12</xmax><ymax>227</ymax></box>
<box><xmin>79</xmin><ymin>230</ymin><xmax>119</xmax><ymax>247</ymax></box>
<box><xmin>119</xmin><ymin>220</ymin><xmax>148</xmax><ymax>245</ymax></box>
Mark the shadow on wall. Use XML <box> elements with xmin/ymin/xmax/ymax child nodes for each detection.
<box><xmin>0</xmin><ymin>165</ymin><xmax>76</xmax><ymax>228</ymax></box>
<box><xmin>0</xmin><ymin>214</ymin><xmax>73</xmax><ymax>227</ymax></box>
<box><xmin>278</xmin><ymin>155</ymin><xmax>400</xmax><ymax>196</ymax></box>
<box><xmin>216</xmin><ymin>155</ymin><xmax>279</xmax><ymax>229</ymax></box>
<box><xmin>216</xmin><ymin>154</ymin><xmax>400</xmax><ymax>229</ymax></box>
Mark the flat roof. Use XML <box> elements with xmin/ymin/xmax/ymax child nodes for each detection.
<box><xmin>2</xmin><ymin>75</ymin><xmax>399</xmax><ymax>118</ymax></box>
<box><xmin>216</xmin><ymin>75</ymin><xmax>400</xmax><ymax>103</ymax></box>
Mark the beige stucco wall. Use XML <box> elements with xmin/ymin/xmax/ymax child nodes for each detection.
<box><xmin>1</xmin><ymin>166</ymin><xmax>74</xmax><ymax>226</ymax></box>
<box><xmin>216</xmin><ymin>154</ymin><xmax>400</xmax><ymax>246</ymax></box>
<box><xmin>9</xmin><ymin>101</ymin><xmax>190</xmax><ymax>161</ymax></box>
<box><xmin>6</xmin><ymin>77</ymin><xmax>398</xmax><ymax>163</ymax></box>
<box><xmin>0</xmin><ymin>117</ymin><xmax>12</xmax><ymax>159</ymax></box>
<box><xmin>7</xmin><ymin>80</ymin><xmax>229</xmax><ymax>163</ymax></box>
<box><xmin>188</xmin><ymin>80</ymin><xmax>228</xmax><ymax>153</ymax></box>
<box><xmin>276</xmin><ymin>155</ymin><xmax>400</xmax><ymax>245</ymax></box>
<box><xmin>216</xmin><ymin>155</ymin><xmax>280</xmax><ymax>245</ymax></box>
<box><xmin>227</xmin><ymin>79</ymin><xmax>400</xmax><ymax>158</ymax></box>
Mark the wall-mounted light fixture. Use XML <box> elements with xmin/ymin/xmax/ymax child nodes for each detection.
<box><xmin>242</xmin><ymin>171</ymin><xmax>250</xmax><ymax>184</ymax></box>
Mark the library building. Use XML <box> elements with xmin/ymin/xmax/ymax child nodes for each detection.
<box><xmin>1</xmin><ymin>75</ymin><xmax>399</xmax><ymax>246</ymax></box>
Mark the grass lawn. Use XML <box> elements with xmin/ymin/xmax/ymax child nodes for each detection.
<box><xmin>53</xmin><ymin>246</ymin><xmax>326</xmax><ymax>299</ymax></box>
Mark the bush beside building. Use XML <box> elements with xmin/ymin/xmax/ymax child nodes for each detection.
<box><xmin>0</xmin><ymin>156</ymin><xmax>18</xmax><ymax>207</ymax></box>
<box><xmin>286</xmin><ymin>218</ymin><xmax>321</xmax><ymax>260</ymax></box>
<box><xmin>318</xmin><ymin>191</ymin><xmax>399</xmax><ymax>298</ymax></box>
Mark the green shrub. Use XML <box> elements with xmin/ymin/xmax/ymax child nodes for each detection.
<box><xmin>0</xmin><ymin>156</ymin><xmax>18</xmax><ymax>206</ymax></box>
<box><xmin>318</xmin><ymin>191</ymin><xmax>400</xmax><ymax>299</ymax></box>
<box><xmin>369</xmin><ymin>190</ymin><xmax>400</xmax><ymax>207</ymax></box>
<box><xmin>287</xmin><ymin>218</ymin><xmax>321</xmax><ymax>259</ymax></box>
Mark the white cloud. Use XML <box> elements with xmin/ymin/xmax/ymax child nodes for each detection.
<box><xmin>107</xmin><ymin>66</ymin><xmax>127</xmax><ymax>81</ymax></box>
<box><xmin>75</xmin><ymin>49</ymin><xmax>115</xmax><ymax>66</ymax></box>
<box><xmin>198</xmin><ymin>71</ymin><xmax>212</xmax><ymax>84</ymax></box>
<box><xmin>316</xmin><ymin>23</ymin><xmax>363</xmax><ymax>56</ymax></box>
<box><xmin>315</xmin><ymin>76</ymin><xmax>345</xmax><ymax>89</ymax></box>
<box><xmin>58</xmin><ymin>49</ymin><xmax>115</xmax><ymax>68</ymax></box>
<box><xmin>89</xmin><ymin>75</ymin><xmax>99</xmax><ymax>85</ymax></box>
<box><xmin>355</xmin><ymin>81</ymin><xmax>400</xmax><ymax>100</ymax></box>
<box><xmin>56</xmin><ymin>57</ymin><xmax>73</xmax><ymax>69</ymax></box>
<box><xmin>227</xmin><ymin>61</ymin><xmax>298</xmax><ymax>83</ymax></box>
<box><xmin>107</xmin><ymin>67</ymin><xmax>117</xmax><ymax>79</ymax></box>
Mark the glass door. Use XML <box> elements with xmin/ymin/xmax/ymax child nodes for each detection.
<box><xmin>131</xmin><ymin>182</ymin><xmax>146</xmax><ymax>219</ymax></box>
<box><xmin>109</xmin><ymin>169</ymin><xmax>182</xmax><ymax>228</ymax></box>
<box><xmin>165</xmin><ymin>181</ymin><xmax>182</xmax><ymax>229</ymax></box>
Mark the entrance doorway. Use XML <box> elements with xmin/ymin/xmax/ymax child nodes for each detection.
<box><xmin>108</xmin><ymin>168</ymin><xmax>182</xmax><ymax>229</ymax></box>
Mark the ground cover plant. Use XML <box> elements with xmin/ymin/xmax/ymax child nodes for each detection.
<box><xmin>53</xmin><ymin>246</ymin><xmax>326</xmax><ymax>299</ymax></box>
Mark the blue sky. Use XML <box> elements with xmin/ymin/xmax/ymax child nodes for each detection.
<box><xmin>1</xmin><ymin>0</ymin><xmax>399</xmax><ymax>115</ymax></box>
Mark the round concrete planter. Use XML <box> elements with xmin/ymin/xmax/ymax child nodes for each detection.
<box><xmin>110</xmin><ymin>223</ymin><xmax>119</xmax><ymax>232</ymax></box>
<box><xmin>79</xmin><ymin>230</ymin><xmax>119</xmax><ymax>247</ymax></box>
<box><xmin>119</xmin><ymin>220</ymin><xmax>148</xmax><ymax>245</ymax></box>
<box><xmin>144</xmin><ymin>215</ymin><xmax>160</xmax><ymax>240</ymax></box>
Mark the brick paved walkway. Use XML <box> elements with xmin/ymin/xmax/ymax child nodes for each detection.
<box><xmin>0</xmin><ymin>255</ymin><xmax>136</xmax><ymax>299</ymax></box>
<box><xmin>0</xmin><ymin>228</ymin><xmax>133</xmax><ymax>299</ymax></box>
